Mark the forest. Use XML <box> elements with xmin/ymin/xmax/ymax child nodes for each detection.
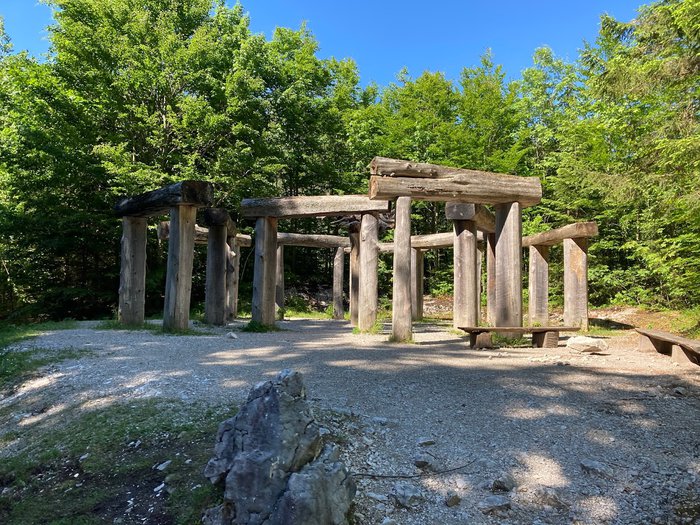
<box><xmin>0</xmin><ymin>0</ymin><xmax>698</xmax><ymax>322</ymax></box>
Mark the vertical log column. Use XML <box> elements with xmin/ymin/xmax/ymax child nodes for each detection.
<box><xmin>358</xmin><ymin>214</ymin><xmax>379</xmax><ymax>331</ymax></box>
<box><xmin>163</xmin><ymin>205</ymin><xmax>197</xmax><ymax>331</ymax></box>
<box><xmin>453</xmin><ymin>220</ymin><xmax>478</xmax><ymax>328</ymax></box>
<box><xmin>225</xmin><ymin>236</ymin><xmax>239</xmax><ymax>321</ymax></box>
<box><xmin>349</xmin><ymin>230</ymin><xmax>360</xmax><ymax>326</ymax></box>
<box><xmin>119</xmin><ymin>217</ymin><xmax>148</xmax><ymax>326</ymax></box>
<box><xmin>564</xmin><ymin>237</ymin><xmax>589</xmax><ymax>330</ymax></box>
<box><xmin>251</xmin><ymin>217</ymin><xmax>278</xmax><ymax>327</ymax></box>
<box><xmin>528</xmin><ymin>245</ymin><xmax>549</xmax><ymax>326</ymax></box>
<box><xmin>486</xmin><ymin>233</ymin><xmax>497</xmax><ymax>325</ymax></box>
<box><xmin>275</xmin><ymin>245</ymin><xmax>285</xmax><ymax>320</ymax></box>
<box><xmin>392</xmin><ymin>197</ymin><xmax>412</xmax><ymax>341</ymax></box>
<box><xmin>411</xmin><ymin>249</ymin><xmax>424</xmax><ymax>321</ymax></box>
<box><xmin>494</xmin><ymin>202</ymin><xmax>523</xmax><ymax>327</ymax></box>
<box><xmin>333</xmin><ymin>247</ymin><xmax>345</xmax><ymax>320</ymax></box>
<box><xmin>204</xmin><ymin>222</ymin><xmax>227</xmax><ymax>325</ymax></box>
<box><xmin>477</xmin><ymin>242</ymin><xmax>484</xmax><ymax>323</ymax></box>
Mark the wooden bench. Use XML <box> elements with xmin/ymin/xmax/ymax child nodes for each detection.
<box><xmin>459</xmin><ymin>326</ymin><xmax>581</xmax><ymax>349</ymax></box>
<box><xmin>635</xmin><ymin>328</ymin><xmax>700</xmax><ymax>367</ymax></box>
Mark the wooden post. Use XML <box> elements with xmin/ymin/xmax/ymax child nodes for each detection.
<box><xmin>494</xmin><ymin>203</ymin><xmax>523</xmax><ymax>327</ymax></box>
<box><xmin>529</xmin><ymin>245</ymin><xmax>549</xmax><ymax>326</ymax></box>
<box><xmin>453</xmin><ymin>220</ymin><xmax>478</xmax><ymax>328</ymax></box>
<box><xmin>204</xmin><ymin>223</ymin><xmax>227</xmax><ymax>325</ymax></box>
<box><xmin>486</xmin><ymin>233</ymin><xmax>497</xmax><ymax>325</ymax></box>
<box><xmin>349</xmin><ymin>231</ymin><xmax>360</xmax><ymax>326</ymax></box>
<box><xmin>564</xmin><ymin>237</ymin><xmax>589</xmax><ymax>330</ymax></box>
<box><xmin>477</xmin><ymin>242</ymin><xmax>484</xmax><ymax>323</ymax></box>
<box><xmin>333</xmin><ymin>247</ymin><xmax>345</xmax><ymax>320</ymax></box>
<box><xmin>275</xmin><ymin>245</ymin><xmax>285</xmax><ymax>320</ymax></box>
<box><xmin>225</xmin><ymin>236</ymin><xmax>239</xmax><ymax>321</ymax></box>
<box><xmin>251</xmin><ymin>217</ymin><xmax>278</xmax><ymax>327</ymax></box>
<box><xmin>411</xmin><ymin>249</ymin><xmax>424</xmax><ymax>321</ymax></box>
<box><xmin>163</xmin><ymin>205</ymin><xmax>197</xmax><ymax>331</ymax></box>
<box><xmin>358</xmin><ymin>214</ymin><xmax>379</xmax><ymax>331</ymax></box>
<box><xmin>118</xmin><ymin>217</ymin><xmax>148</xmax><ymax>326</ymax></box>
<box><xmin>392</xmin><ymin>197</ymin><xmax>413</xmax><ymax>341</ymax></box>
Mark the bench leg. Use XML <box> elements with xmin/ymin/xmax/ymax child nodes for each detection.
<box><xmin>672</xmin><ymin>345</ymin><xmax>700</xmax><ymax>367</ymax></box>
<box><xmin>473</xmin><ymin>332</ymin><xmax>494</xmax><ymax>349</ymax></box>
<box><xmin>532</xmin><ymin>330</ymin><xmax>560</xmax><ymax>348</ymax></box>
<box><xmin>638</xmin><ymin>334</ymin><xmax>673</xmax><ymax>355</ymax></box>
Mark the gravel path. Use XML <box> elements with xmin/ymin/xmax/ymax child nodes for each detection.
<box><xmin>2</xmin><ymin>320</ymin><xmax>699</xmax><ymax>524</ymax></box>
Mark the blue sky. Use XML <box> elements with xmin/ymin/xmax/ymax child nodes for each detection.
<box><xmin>2</xmin><ymin>0</ymin><xmax>643</xmax><ymax>86</ymax></box>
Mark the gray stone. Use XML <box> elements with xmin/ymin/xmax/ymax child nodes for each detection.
<box><xmin>367</xmin><ymin>492</ymin><xmax>389</xmax><ymax>503</ymax></box>
<box><xmin>391</xmin><ymin>482</ymin><xmax>424</xmax><ymax>508</ymax></box>
<box><xmin>581</xmin><ymin>458</ymin><xmax>614</xmax><ymax>479</ymax></box>
<box><xmin>417</xmin><ymin>437</ymin><xmax>436</xmax><ymax>447</ymax></box>
<box><xmin>531</xmin><ymin>487</ymin><xmax>569</xmax><ymax>509</ymax></box>
<box><xmin>203</xmin><ymin>369</ymin><xmax>355</xmax><ymax>525</ymax></box>
<box><xmin>566</xmin><ymin>336</ymin><xmax>609</xmax><ymax>353</ymax></box>
<box><xmin>491</xmin><ymin>473</ymin><xmax>516</xmax><ymax>492</ymax></box>
<box><xmin>445</xmin><ymin>492</ymin><xmax>461</xmax><ymax>507</ymax></box>
<box><xmin>477</xmin><ymin>495</ymin><xmax>511</xmax><ymax>514</ymax></box>
<box><xmin>381</xmin><ymin>519</ymin><xmax>398</xmax><ymax>525</ymax></box>
<box><xmin>414</xmin><ymin>453</ymin><xmax>437</xmax><ymax>471</ymax></box>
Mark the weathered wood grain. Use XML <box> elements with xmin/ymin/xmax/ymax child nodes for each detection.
<box><xmin>564</xmin><ymin>237</ymin><xmax>589</xmax><ymax>330</ymax></box>
<box><xmin>118</xmin><ymin>217</ymin><xmax>147</xmax><ymax>325</ymax></box>
<box><xmin>453</xmin><ymin>220</ymin><xmax>478</xmax><ymax>329</ymax></box>
<box><xmin>275</xmin><ymin>245</ymin><xmax>284</xmax><ymax>320</ymax></box>
<box><xmin>115</xmin><ymin>181</ymin><xmax>213</xmax><ymax>218</ymax></box>
<box><xmin>486</xmin><ymin>233</ymin><xmax>496</xmax><ymax>325</ymax></box>
<box><xmin>349</xmin><ymin>232</ymin><xmax>360</xmax><ymax>327</ymax></box>
<box><xmin>391</xmin><ymin>197</ymin><xmax>413</xmax><ymax>342</ymax></box>
<box><xmin>163</xmin><ymin>206</ymin><xmax>197</xmax><ymax>331</ymax></box>
<box><xmin>203</xmin><ymin>208</ymin><xmax>236</xmax><ymax>234</ymax></box>
<box><xmin>241</xmin><ymin>195</ymin><xmax>390</xmax><ymax>218</ymax></box>
<box><xmin>528</xmin><ymin>245</ymin><xmax>549</xmax><ymax>326</ymax></box>
<box><xmin>445</xmin><ymin>203</ymin><xmax>496</xmax><ymax>233</ymax></box>
<box><xmin>276</xmin><ymin>232</ymin><xmax>350</xmax><ymax>248</ymax></box>
<box><xmin>411</xmin><ymin>249</ymin><xmax>424</xmax><ymax>321</ymax></box>
<box><xmin>225</xmin><ymin>236</ymin><xmax>239</xmax><ymax>321</ymax></box>
<box><xmin>204</xmin><ymin>223</ymin><xmax>227</xmax><ymax>325</ymax></box>
<box><xmin>333</xmin><ymin>247</ymin><xmax>345</xmax><ymax>320</ymax></box>
<box><xmin>522</xmin><ymin>222</ymin><xmax>598</xmax><ymax>247</ymax></box>
<box><xmin>494</xmin><ymin>203</ymin><xmax>523</xmax><ymax>328</ymax></box>
<box><xmin>358</xmin><ymin>214</ymin><xmax>379</xmax><ymax>331</ymax></box>
<box><xmin>251</xmin><ymin>217</ymin><xmax>278</xmax><ymax>327</ymax></box>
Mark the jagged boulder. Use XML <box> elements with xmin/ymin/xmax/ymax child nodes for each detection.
<box><xmin>203</xmin><ymin>369</ymin><xmax>355</xmax><ymax>525</ymax></box>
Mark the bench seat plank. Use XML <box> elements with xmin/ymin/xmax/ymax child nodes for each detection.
<box><xmin>635</xmin><ymin>328</ymin><xmax>700</xmax><ymax>367</ymax></box>
<box><xmin>458</xmin><ymin>326</ymin><xmax>581</xmax><ymax>349</ymax></box>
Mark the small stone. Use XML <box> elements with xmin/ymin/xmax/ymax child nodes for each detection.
<box><xmin>477</xmin><ymin>495</ymin><xmax>511</xmax><ymax>514</ymax></box>
<box><xmin>491</xmin><ymin>473</ymin><xmax>516</xmax><ymax>493</ymax></box>
<box><xmin>153</xmin><ymin>483</ymin><xmax>165</xmax><ymax>493</ymax></box>
<box><xmin>531</xmin><ymin>487</ymin><xmax>569</xmax><ymax>509</ymax></box>
<box><xmin>581</xmin><ymin>458</ymin><xmax>613</xmax><ymax>479</ymax></box>
<box><xmin>227</xmin><ymin>332</ymin><xmax>238</xmax><ymax>339</ymax></box>
<box><xmin>417</xmin><ymin>437</ymin><xmax>436</xmax><ymax>447</ymax></box>
<box><xmin>566</xmin><ymin>336</ymin><xmax>609</xmax><ymax>353</ymax></box>
<box><xmin>445</xmin><ymin>492</ymin><xmax>461</xmax><ymax>507</ymax></box>
<box><xmin>414</xmin><ymin>454</ymin><xmax>437</xmax><ymax>471</ymax></box>
<box><xmin>381</xmin><ymin>519</ymin><xmax>398</xmax><ymax>525</ymax></box>
<box><xmin>155</xmin><ymin>460</ymin><xmax>172</xmax><ymax>471</ymax></box>
<box><xmin>391</xmin><ymin>481</ymin><xmax>424</xmax><ymax>508</ymax></box>
<box><xmin>79</xmin><ymin>453</ymin><xmax>90</xmax><ymax>462</ymax></box>
<box><xmin>673</xmin><ymin>386</ymin><xmax>687</xmax><ymax>396</ymax></box>
<box><xmin>367</xmin><ymin>492</ymin><xmax>389</xmax><ymax>503</ymax></box>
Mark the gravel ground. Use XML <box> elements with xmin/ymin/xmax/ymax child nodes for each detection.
<box><xmin>1</xmin><ymin>319</ymin><xmax>699</xmax><ymax>525</ymax></box>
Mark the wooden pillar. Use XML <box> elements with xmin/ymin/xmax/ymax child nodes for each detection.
<box><xmin>163</xmin><ymin>205</ymin><xmax>197</xmax><ymax>331</ymax></box>
<box><xmin>477</xmin><ymin>242</ymin><xmax>484</xmax><ymax>323</ymax></box>
<box><xmin>358</xmin><ymin>214</ymin><xmax>379</xmax><ymax>331</ymax></box>
<box><xmin>275</xmin><ymin>245</ymin><xmax>285</xmax><ymax>320</ymax></box>
<box><xmin>453</xmin><ymin>220</ymin><xmax>478</xmax><ymax>329</ymax></box>
<box><xmin>494</xmin><ymin>202</ymin><xmax>523</xmax><ymax>327</ymax></box>
<box><xmin>392</xmin><ymin>197</ymin><xmax>412</xmax><ymax>341</ymax></box>
<box><xmin>251</xmin><ymin>216</ymin><xmax>278</xmax><ymax>326</ymax></box>
<box><xmin>225</xmin><ymin>236</ymin><xmax>239</xmax><ymax>321</ymax></box>
<box><xmin>118</xmin><ymin>217</ymin><xmax>148</xmax><ymax>325</ymax></box>
<box><xmin>349</xmin><ymin>231</ymin><xmax>360</xmax><ymax>327</ymax></box>
<box><xmin>486</xmin><ymin>233</ymin><xmax>497</xmax><ymax>325</ymax></box>
<box><xmin>528</xmin><ymin>245</ymin><xmax>549</xmax><ymax>326</ymax></box>
<box><xmin>204</xmin><ymin>223</ymin><xmax>227</xmax><ymax>325</ymax></box>
<box><xmin>564</xmin><ymin>237</ymin><xmax>589</xmax><ymax>330</ymax></box>
<box><xmin>332</xmin><ymin>247</ymin><xmax>345</xmax><ymax>320</ymax></box>
<box><xmin>411</xmin><ymin>248</ymin><xmax>424</xmax><ymax>321</ymax></box>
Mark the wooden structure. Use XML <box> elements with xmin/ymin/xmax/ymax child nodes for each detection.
<box><xmin>241</xmin><ymin>195</ymin><xmax>389</xmax><ymax>328</ymax></box>
<box><xmin>636</xmin><ymin>328</ymin><xmax>700</xmax><ymax>367</ymax></box>
<box><xmin>115</xmin><ymin>181</ymin><xmax>213</xmax><ymax>330</ymax></box>
<box><xmin>369</xmin><ymin>157</ymin><xmax>542</xmax><ymax>342</ymax></box>
<box><xmin>522</xmin><ymin>222</ymin><xmax>598</xmax><ymax>330</ymax></box>
<box><xmin>459</xmin><ymin>326</ymin><xmax>581</xmax><ymax>349</ymax></box>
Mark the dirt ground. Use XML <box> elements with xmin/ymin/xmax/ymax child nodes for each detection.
<box><xmin>1</xmin><ymin>314</ymin><xmax>699</xmax><ymax>525</ymax></box>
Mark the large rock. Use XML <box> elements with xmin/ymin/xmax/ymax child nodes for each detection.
<box><xmin>203</xmin><ymin>370</ymin><xmax>355</xmax><ymax>525</ymax></box>
<box><xmin>566</xmin><ymin>336</ymin><xmax>609</xmax><ymax>353</ymax></box>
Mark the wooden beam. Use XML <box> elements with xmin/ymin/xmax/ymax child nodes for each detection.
<box><xmin>486</xmin><ymin>233</ymin><xmax>496</xmax><ymax>325</ymax></box>
<box><xmin>358</xmin><ymin>214</ymin><xmax>379</xmax><ymax>331</ymax></box>
<box><xmin>163</xmin><ymin>206</ymin><xmax>197</xmax><ymax>331</ymax></box>
<box><xmin>205</xmin><ymin>223</ymin><xmax>227</xmax><ymax>325</ymax></box>
<box><xmin>445</xmin><ymin>203</ymin><xmax>496</xmax><ymax>233</ymax></box>
<box><xmin>118</xmin><ymin>217</ymin><xmax>147</xmax><ymax>326</ymax></box>
<box><xmin>226</xmin><ymin>236</ymin><xmax>239</xmax><ymax>321</ymax></box>
<box><xmin>203</xmin><ymin>208</ymin><xmax>236</xmax><ymax>234</ymax></box>
<box><xmin>495</xmin><ymin>203</ymin><xmax>523</xmax><ymax>327</ymax></box>
<box><xmin>564</xmin><ymin>238</ymin><xmax>589</xmax><ymax>330</ymax></box>
<box><xmin>522</xmin><ymin>222</ymin><xmax>598</xmax><ymax>247</ymax></box>
<box><xmin>391</xmin><ymin>197</ymin><xmax>413</xmax><ymax>342</ymax></box>
<box><xmin>453</xmin><ymin>220</ymin><xmax>478</xmax><ymax>329</ymax></box>
<box><xmin>158</xmin><ymin>221</ymin><xmax>209</xmax><ymax>245</ymax></box>
<box><xmin>411</xmin><ymin>249</ymin><xmax>424</xmax><ymax>321</ymax></box>
<box><xmin>241</xmin><ymin>195</ymin><xmax>390</xmax><ymax>218</ymax></box>
<box><xmin>115</xmin><ymin>181</ymin><xmax>213</xmax><ymax>218</ymax></box>
<box><xmin>276</xmin><ymin>232</ymin><xmax>350</xmax><ymax>249</ymax></box>
<box><xmin>349</xmin><ymin>232</ymin><xmax>360</xmax><ymax>327</ymax></box>
<box><xmin>251</xmin><ymin>217</ymin><xmax>278</xmax><ymax>327</ymax></box>
<box><xmin>368</xmin><ymin>158</ymin><xmax>542</xmax><ymax>206</ymax></box>
<box><xmin>528</xmin><ymin>245</ymin><xmax>549</xmax><ymax>326</ymax></box>
<box><xmin>333</xmin><ymin>247</ymin><xmax>345</xmax><ymax>320</ymax></box>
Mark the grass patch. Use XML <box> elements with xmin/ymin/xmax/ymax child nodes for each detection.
<box><xmin>241</xmin><ymin>320</ymin><xmax>280</xmax><ymax>333</ymax></box>
<box><xmin>96</xmin><ymin>320</ymin><xmax>212</xmax><ymax>336</ymax></box>
<box><xmin>0</xmin><ymin>347</ymin><xmax>93</xmax><ymax>392</ymax></box>
<box><xmin>0</xmin><ymin>321</ymin><xmax>78</xmax><ymax>350</ymax></box>
<box><xmin>352</xmin><ymin>319</ymin><xmax>385</xmax><ymax>335</ymax></box>
<box><xmin>0</xmin><ymin>398</ymin><xmax>236</xmax><ymax>525</ymax></box>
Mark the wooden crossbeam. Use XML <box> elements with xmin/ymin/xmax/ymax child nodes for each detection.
<box><xmin>241</xmin><ymin>195</ymin><xmax>390</xmax><ymax>218</ymax></box>
<box><xmin>114</xmin><ymin>181</ymin><xmax>214</xmax><ymax>218</ymax></box>
<box><xmin>445</xmin><ymin>203</ymin><xmax>496</xmax><ymax>233</ymax></box>
<box><xmin>276</xmin><ymin>232</ymin><xmax>350</xmax><ymax>249</ymax></box>
<box><xmin>522</xmin><ymin>222</ymin><xmax>598</xmax><ymax>247</ymax></box>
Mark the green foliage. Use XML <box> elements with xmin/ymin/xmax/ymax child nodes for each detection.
<box><xmin>241</xmin><ymin>320</ymin><xmax>279</xmax><ymax>332</ymax></box>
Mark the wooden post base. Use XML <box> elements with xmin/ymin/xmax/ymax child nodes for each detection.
<box><xmin>532</xmin><ymin>330</ymin><xmax>560</xmax><ymax>348</ymax></box>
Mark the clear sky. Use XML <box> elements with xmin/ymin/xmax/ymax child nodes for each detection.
<box><xmin>2</xmin><ymin>0</ymin><xmax>644</xmax><ymax>86</ymax></box>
